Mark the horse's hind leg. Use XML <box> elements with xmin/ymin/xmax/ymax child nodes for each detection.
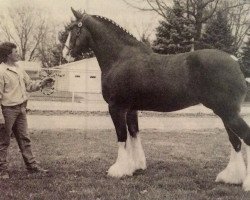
<box><xmin>216</xmin><ymin>111</ymin><xmax>250</xmax><ymax>190</ymax></box>
<box><xmin>107</xmin><ymin>105</ymin><xmax>135</xmax><ymax>178</ymax></box>
<box><xmin>215</xmin><ymin>124</ymin><xmax>246</xmax><ymax>185</ymax></box>
<box><xmin>127</xmin><ymin>110</ymin><xmax>146</xmax><ymax>170</ymax></box>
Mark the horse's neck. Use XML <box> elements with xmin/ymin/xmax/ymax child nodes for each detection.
<box><xmin>89</xmin><ymin>36</ymin><xmax>123</xmax><ymax>71</ymax></box>
<box><xmin>85</xmin><ymin>16</ymin><xmax>150</xmax><ymax>71</ymax></box>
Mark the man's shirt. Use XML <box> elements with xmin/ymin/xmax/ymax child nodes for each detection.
<box><xmin>0</xmin><ymin>62</ymin><xmax>40</xmax><ymax>107</ymax></box>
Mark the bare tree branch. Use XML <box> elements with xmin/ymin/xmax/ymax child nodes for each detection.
<box><xmin>226</xmin><ymin>0</ymin><xmax>250</xmax><ymax>49</ymax></box>
<box><xmin>124</xmin><ymin>0</ymin><xmax>250</xmax><ymax>48</ymax></box>
<box><xmin>123</xmin><ymin>0</ymin><xmax>171</xmax><ymax>19</ymax></box>
<box><xmin>202</xmin><ymin>0</ymin><xmax>219</xmax><ymax>22</ymax></box>
<box><xmin>0</xmin><ymin>5</ymin><xmax>58</xmax><ymax>62</ymax></box>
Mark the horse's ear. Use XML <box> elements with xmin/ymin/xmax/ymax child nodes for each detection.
<box><xmin>71</xmin><ymin>7</ymin><xmax>82</xmax><ymax>20</ymax></box>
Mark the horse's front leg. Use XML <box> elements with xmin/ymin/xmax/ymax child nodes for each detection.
<box><xmin>107</xmin><ymin>104</ymin><xmax>136</xmax><ymax>178</ymax></box>
<box><xmin>127</xmin><ymin>110</ymin><xmax>146</xmax><ymax>171</ymax></box>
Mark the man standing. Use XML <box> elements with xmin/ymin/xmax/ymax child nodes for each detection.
<box><xmin>0</xmin><ymin>42</ymin><xmax>54</xmax><ymax>179</ymax></box>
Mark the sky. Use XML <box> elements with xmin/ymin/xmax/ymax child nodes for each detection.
<box><xmin>0</xmin><ymin>0</ymin><xmax>164</xmax><ymax>40</ymax></box>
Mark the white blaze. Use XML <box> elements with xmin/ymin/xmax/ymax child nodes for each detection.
<box><xmin>62</xmin><ymin>32</ymin><xmax>74</xmax><ymax>62</ymax></box>
<box><xmin>62</xmin><ymin>32</ymin><xmax>71</xmax><ymax>58</ymax></box>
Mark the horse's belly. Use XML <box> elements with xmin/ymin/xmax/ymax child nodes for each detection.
<box><xmin>131</xmin><ymin>94</ymin><xmax>198</xmax><ymax>112</ymax></box>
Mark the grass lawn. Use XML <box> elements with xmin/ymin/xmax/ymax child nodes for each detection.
<box><xmin>1</xmin><ymin>128</ymin><xmax>250</xmax><ymax>200</ymax></box>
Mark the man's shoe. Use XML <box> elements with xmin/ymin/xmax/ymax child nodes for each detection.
<box><xmin>0</xmin><ymin>170</ymin><xmax>9</xmax><ymax>179</ymax></box>
<box><xmin>27</xmin><ymin>164</ymin><xmax>48</xmax><ymax>173</ymax></box>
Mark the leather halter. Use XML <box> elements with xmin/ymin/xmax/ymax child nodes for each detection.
<box><xmin>64</xmin><ymin>15</ymin><xmax>86</xmax><ymax>52</ymax></box>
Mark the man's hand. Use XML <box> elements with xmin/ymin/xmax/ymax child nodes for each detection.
<box><xmin>40</xmin><ymin>77</ymin><xmax>55</xmax><ymax>88</ymax></box>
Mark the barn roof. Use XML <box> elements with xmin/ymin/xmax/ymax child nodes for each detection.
<box><xmin>55</xmin><ymin>57</ymin><xmax>100</xmax><ymax>72</ymax></box>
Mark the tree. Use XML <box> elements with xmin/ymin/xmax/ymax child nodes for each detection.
<box><xmin>123</xmin><ymin>0</ymin><xmax>249</xmax><ymax>50</ymax></box>
<box><xmin>124</xmin><ymin>0</ymin><xmax>219</xmax><ymax>46</ymax></box>
<box><xmin>133</xmin><ymin>21</ymin><xmax>154</xmax><ymax>47</ymax></box>
<box><xmin>225</xmin><ymin>0</ymin><xmax>250</xmax><ymax>50</ymax></box>
<box><xmin>0</xmin><ymin>4</ymin><xmax>60</xmax><ymax>64</ymax></box>
<box><xmin>199</xmin><ymin>10</ymin><xmax>237</xmax><ymax>54</ymax></box>
<box><xmin>140</xmin><ymin>33</ymin><xmax>151</xmax><ymax>47</ymax></box>
<box><xmin>153</xmin><ymin>1</ymin><xmax>195</xmax><ymax>54</ymax></box>
<box><xmin>0</xmin><ymin>6</ymin><xmax>44</xmax><ymax>60</ymax></box>
<box><xmin>241</xmin><ymin>34</ymin><xmax>250</xmax><ymax>76</ymax></box>
<box><xmin>35</xmin><ymin>24</ymin><xmax>65</xmax><ymax>67</ymax></box>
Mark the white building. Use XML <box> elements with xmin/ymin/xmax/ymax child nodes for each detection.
<box><xmin>44</xmin><ymin>57</ymin><xmax>102</xmax><ymax>94</ymax></box>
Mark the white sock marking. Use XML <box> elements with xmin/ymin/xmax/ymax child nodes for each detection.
<box><xmin>107</xmin><ymin>142</ymin><xmax>135</xmax><ymax>178</ymax></box>
<box><xmin>130</xmin><ymin>134</ymin><xmax>146</xmax><ymax>170</ymax></box>
<box><xmin>216</xmin><ymin>147</ymin><xmax>246</xmax><ymax>185</ymax></box>
<box><xmin>243</xmin><ymin>145</ymin><xmax>250</xmax><ymax>191</ymax></box>
<box><xmin>107</xmin><ymin>133</ymin><xmax>147</xmax><ymax>178</ymax></box>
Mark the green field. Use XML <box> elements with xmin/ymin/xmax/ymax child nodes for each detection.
<box><xmin>1</xmin><ymin>128</ymin><xmax>250</xmax><ymax>200</ymax></box>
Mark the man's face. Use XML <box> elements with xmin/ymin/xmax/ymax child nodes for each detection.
<box><xmin>8</xmin><ymin>48</ymin><xmax>19</xmax><ymax>62</ymax></box>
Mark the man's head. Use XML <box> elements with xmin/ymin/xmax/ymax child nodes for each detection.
<box><xmin>0</xmin><ymin>42</ymin><xmax>19</xmax><ymax>63</ymax></box>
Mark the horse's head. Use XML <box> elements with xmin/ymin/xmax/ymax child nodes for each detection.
<box><xmin>62</xmin><ymin>8</ymin><xmax>92</xmax><ymax>62</ymax></box>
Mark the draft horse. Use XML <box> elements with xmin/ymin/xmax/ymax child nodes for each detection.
<box><xmin>63</xmin><ymin>8</ymin><xmax>250</xmax><ymax>191</ymax></box>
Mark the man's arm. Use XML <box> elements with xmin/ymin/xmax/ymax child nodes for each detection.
<box><xmin>23</xmin><ymin>70</ymin><xmax>41</xmax><ymax>92</ymax></box>
<box><xmin>23</xmin><ymin>70</ymin><xmax>54</xmax><ymax>92</ymax></box>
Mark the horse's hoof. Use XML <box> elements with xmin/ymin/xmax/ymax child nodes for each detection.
<box><xmin>107</xmin><ymin>163</ymin><xmax>134</xmax><ymax>178</ymax></box>
<box><xmin>215</xmin><ymin>168</ymin><xmax>246</xmax><ymax>185</ymax></box>
<box><xmin>135</xmin><ymin>161</ymin><xmax>147</xmax><ymax>171</ymax></box>
<box><xmin>243</xmin><ymin>176</ymin><xmax>250</xmax><ymax>191</ymax></box>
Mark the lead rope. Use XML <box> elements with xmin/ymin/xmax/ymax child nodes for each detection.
<box><xmin>40</xmin><ymin>70</ymin><xmax>64</xmax><ymax>95</ymax></box>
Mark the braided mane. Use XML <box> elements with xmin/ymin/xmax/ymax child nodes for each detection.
<box><xmin>92</xmin><ymin>15</ymin><xmax>138</xmax><ymax>41</ymax></box>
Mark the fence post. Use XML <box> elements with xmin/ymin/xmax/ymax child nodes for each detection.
<box><xmin>71</xmin><ymin>91</ymin><xmax>76</xmax><ymax>111</ymax></box>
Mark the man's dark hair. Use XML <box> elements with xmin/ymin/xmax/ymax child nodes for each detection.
<box><xmin>0</xmin><ymin>42</ymin><xmax>17</xmax><ymax>63</ymax></box>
